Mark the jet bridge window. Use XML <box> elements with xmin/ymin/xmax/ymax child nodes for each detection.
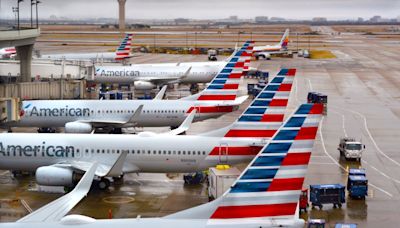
<box><xmin>183</xmin><ymin>151</ymin><xmax>186</xmax><ymax>155</ymax></box>
<box><xmin>178</xmin><ymin>151</ymin><xmax>181</xmax><ymax>155</ymax></box>
<box><xmin>102</xmin><ymin>150</ymin><xmax>105</xmax><ymax>153</ymax></box>
<box><xmin>203</xmin><ymin>151</ymin><xmax>206</xmax><ymax>155</ymax></box>
<box><xmin>117</xmin><ymin>150</ymin><xmax>120</xmax><ymax>153</ymax></box>
<box><xmin>148</xmin><ymin>150</ymin><xmax>151</xmax><ymax>154</ymax></box>
<box><xmin>188</xmin><ymin>151</ymin><xmax>191</xmax><ymax>155</ymax></box>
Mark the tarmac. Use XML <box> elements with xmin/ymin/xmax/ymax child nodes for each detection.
<box><xmin>1</xmin><ymin>28</ymin><xmax>400</xmax><ymax>227</ymax></box>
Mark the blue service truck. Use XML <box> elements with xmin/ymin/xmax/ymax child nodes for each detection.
<box><xmin>310</xmin><ymin>184</ymin><xmax>345</xmax><ymax>209</ymax></box>
<box><xmin>347</xmin><ymin>169</ymin><xmax>368</xmax><ymax>199</ymax></box>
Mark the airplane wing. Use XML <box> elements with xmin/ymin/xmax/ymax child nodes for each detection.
<box><xmin>17</xmin><ymin>163</ymin><xmax>97</xmax><ymax>223</ymax></box>
<box><xmin>154</xmin><ymin>85</ymin><xmax>167</xmax><ymax>100</ymax></box>
<box><xmin>136</xmin><ymin>66</ymin><xmax>192</xmax><ymax>83</ymax></box>
<box><xmin>56</xmin><ymin>150</ymin><xmax>129</xmax><ymax>177</ymax></box>
<box><xmin>162</xmin><ymin>109</ymin><xmax>196</xmax><ymax>135</ymax></box>
<box><xmin>77</xmin><ymin>104</ymin><xmax>144</xmax><ymax>126</ymax></box>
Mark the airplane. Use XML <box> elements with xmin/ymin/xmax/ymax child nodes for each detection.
<box><xmin>92</xmin><ymin>51</ymin><xmax>255</xmax><ymax>89</ymax></box>
<box><xmin>0</xmin><ymin>47</ymin><xmax>17</xmax><ymax>59</ymax></box>
<box><xmin>35</xmin><ymin>33</ymin><xmax>134</xmax><ymax>62</ymax></box>
<box><xmin>253</xmin><ymin>28</ymin><xmax>290</xmax><ymax>60</ymax></box>
<box><xmin>0</xmin><ymin>103</ymin><xmax>324</xmax><ymax>228</ymax></box>
<box><xmin>2</xmin><ymin>41</ymin><xmax>254</xmax><ymax>133</ymax></box>
<box><xmin>0</xmin><ymin>68</ymin><xmax>296</xmax><ymax>189</ymax></box>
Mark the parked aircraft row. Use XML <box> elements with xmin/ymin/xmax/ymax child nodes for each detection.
<box><xmin>1</xmin><ymin>101</ymin><xmax>324</xmax><ymax>228</ymax></box>
<box><xmin>3</xmin><ymin>41</ymin><xmax>254</xmax><ymax>133</ymax></box>
<box><xmin>0</xmin><ymin>66</ymin><xmax>296</xmax><ymax>190</ymax></box>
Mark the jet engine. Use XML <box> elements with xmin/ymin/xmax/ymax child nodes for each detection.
<box><xmin>134</xmin><ymin>81</ymin><xmax>156</xmax><ymax>90</ymax></box>
<box><xmin>65</xmin><ymin>122</ymin><xmax>92</xmax><ymax>133</ymax></box>
<box><xmin>36</xmin><ymin>166</ymin><xmax>78</xmax><ymax>186</ymax></box>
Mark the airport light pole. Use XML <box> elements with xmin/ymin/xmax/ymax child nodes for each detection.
<box><xmin>17</xmin><ymin>0</ymin><xmax>23</xmax><ymax>30</ymax></box>
<box><xmin>30</xmin><ymin>0</ymin><xmax>33</xmax><ymax>27</ymax></box>
<box><xmin>32</xmin><ymin>0</ymin><xmax>41</xmax><ymax>28</ymax></box>
<box><xmin>12</xmin><ymin>7</ymin><xmax>18</xmax><ymax>27</ymax></box>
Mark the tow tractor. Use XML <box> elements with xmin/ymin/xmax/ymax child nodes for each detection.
<box><xmin>338</xmin><ymin>137</ymin><xmax>365</xmax><ymax>161</ymax></box>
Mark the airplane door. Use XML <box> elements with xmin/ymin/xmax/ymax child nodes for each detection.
<box><xmin>219</xmin><ymin>143</ymin><xmax>228</xmax><ymax>164</ymax></box>
<box><xmin>193</xmin><ymin>106</ymin><xmax>201</xmax><ymax>119</ymax></box>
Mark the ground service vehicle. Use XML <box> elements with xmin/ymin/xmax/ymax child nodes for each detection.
<box><xmin>347</xmin><ymin>169</ymin><xmax>368</xmax><ymax>199</ymax></box>
<box><xmin>310</xmin><ymin>184</ymin><xmax>346</xmax><ymax>209</ymax></box>
<box><xmin>338</xmin><ymin>137</ymin><xmax>365</xmax><ymax>161</ymax></box>
<box><xmin>299</xmin><ymin>189</ymin><xmax>309</xmax><ymax>213</ymax></box>
<box><xmin>307</xmin><ymin>92</ymin><xmax>327</xmax><ymax>114</ymax></box>
<box><xmin>208</xmin><ymin>167</ymin><xmax>240</xmax><ymax>201</ymax></box>
<box><xmin>307</xmin><ymin>219</ymin><xmax>326</xmax><ymax>228</ymax></box>
<box><xmin>208</xmin><ymin>49</ymin><xmax>217</xmax><ymax>61</ymax></box>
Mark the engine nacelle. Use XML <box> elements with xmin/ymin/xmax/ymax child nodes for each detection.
<box><xmin>134</xmin><ymin>81</ymin><xmax>156</xmax><ymax>90</ymax></box>
<box><xmin>65</xmin><ymin>122</ymin><xmax>92</xmax><ymax>133</ymax></box>
<box><xmin>137</xmin><ymin>131</ymin><xmax>157</xmax><ymax>137</ymax></box>
<box><xmin>36</xmin><ymin>166</ymin><xmax>75</xmax><ymax>186</ymax></box>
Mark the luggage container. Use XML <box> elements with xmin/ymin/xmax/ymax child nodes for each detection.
<box><xmin>208</xmin><ymin>167</ymin><xmax>240</xmax><ymax>201</ymax></box>
<box><xmin>307</xmin><ymin>219</ymin><xmax>325</xmax><ymax>228</ymax></box>
<box><xmin>335</xmin><ymin>224</ymin><xmax>357</xmax><ymax>228</ymax></box>
<box><xmin>310</xmin><ymin>184</ymin><xmax>345</xmax><ymax>209</ymax></box>
<box><xmin>347</xmin><ymin>170</ymin><xmax>368</xmax><ymax>199</ymax></box>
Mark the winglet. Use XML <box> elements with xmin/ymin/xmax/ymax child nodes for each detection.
<box><xmin>17</xmin><ymin>163</ymin><xmax>98</xmax><ymax>223</ymax></box>
<box><xmin>180</xmin><ymin>66</ymin><xmax>192</xmax><ymax>80</ymax></box>
<box><xmin>163</xmin><ymin>109</ymin><xmax>197</xmax><ymax>135</ymax></box>
<box><xmin>105</xmin><ymin>150</ymin><xmax>129</xmax><ymax>177</ymax></box>
<box><xmin>154</xmin><ymin>85</ymin><xmax>168</xmax><ymax>100</ymax></box>
<box><xmin>128</xmin><ymin>104</ymin><xmax>143</xmax><ymax>123</ymax></box>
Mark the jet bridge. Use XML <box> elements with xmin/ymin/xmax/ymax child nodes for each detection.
<box><xmin>0</xmin><ymin>97</ymin><xmax>21</xmax><ymax>125</ymax></box>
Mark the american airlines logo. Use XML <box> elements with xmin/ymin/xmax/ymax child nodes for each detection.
<box><xmin>22</xmin><ymin>105</ymin><xmax>90</xmax><ymax>117</ymax></box>
<box><xmin>96</xmin><ymin>68</ymin><xmax>140</xmax><ymax>77</ymax></box>
<box><xmin>0</xmin><ymin>142</ymin><xmax>75</xmax><ymax>158</ymax></box>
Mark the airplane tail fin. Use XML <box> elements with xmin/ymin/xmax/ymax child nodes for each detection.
<box><xmin>200</xmin><ymin>68</ymin><xmax>296</xmax><ymax>140</ymax></box>
<box><xmin>279</xmin><ymin>29</ymin><xmax>290</xmax><ymax>49</ymax></box>
<box><xmin>166</xmin><ymin>103</ymin><xmax>323</xmax><ymax>223</ymax></box>
<box><xmin>115</xmin><ymin>33</ymin><xmax>133</xmax><ymax>61</ymax></box>
<box><xmin>181</xmin><ymin>41</ymin><xmax>254</xmax><ymax>101</ymax></box>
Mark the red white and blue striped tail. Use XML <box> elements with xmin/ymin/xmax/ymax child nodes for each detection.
<box><xmin>165</xmin><ymin>103</ymin><xmax>323</xmax><ymax>223</ymax></box>
<box><xmin>223</xmin><ymin>68</ymin><xmax>296</xmax><ymax>138</ymax></box>
<box><xmin>195</xmin><ymin>41</ymin><xmax>254</xmax><ymax>101</ymax></box>
<box><xmin>209</xmin><ymin>103</ymin><xmax>323</xmax><ymax>220</ymax></box>
<box><xmin>115</xmin><ymin>33</ymin><xmax>133</xmax><ymax>61</ymax></box>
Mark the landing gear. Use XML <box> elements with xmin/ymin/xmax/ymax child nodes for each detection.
<box><xmin>113</xmin><ymin>175</ymin><xmax>124</xmax><ymax>185</ymax></box>
<box><xmin>98</xmin><ymin>178</ymin><xmax>111</xmax><ymax>190</ymax></box>
<box><xmin>37</xmin><ymin>127</ymin><xmax>56</xmax><ymax>133</ymax></box>
<box><xmin>110</xmin><ymin>128</ymin><xmax>122</xmax><ymax>134</ymax></box>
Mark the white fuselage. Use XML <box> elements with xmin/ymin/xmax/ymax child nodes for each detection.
<box><xmin>0</xmin><ymin>217</ymin><xmax>305</xmax><ymax>228</ymax></box>
<box><xmin>9</xmin><ymin>99</ymin><xmax>233</xmax><ymax>129</ymax></box>
<box><xmin>94</xmin><ymin>61</ymin><xmax>224</xmax><ymax>84</ymax></box>
<box><xmin>0</xmin><ymin>47</ymin><xmax>16</xmax><ymax>58</ymax></box>
<box><xmin>37</xmin><ymin>52</ymin><xmax>118</xmax><ymax>61</ymax></box>
<box><xmin>0</xmin><ymin>133</ymin><xmax>260</xmax><ymax>173</ymax></box>
<box><xmin>253</xmin><ymin>45</ymin><xmax>282</xmax><ymax>53</ymax></box>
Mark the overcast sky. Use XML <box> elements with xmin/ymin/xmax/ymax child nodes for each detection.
<box><xmin>1</xmin><ymin>0</ymin><xmax>399</xmax><ymax>20</ymax></box>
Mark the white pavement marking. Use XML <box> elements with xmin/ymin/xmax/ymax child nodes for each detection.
<box><xmin>308</xmin><ymin>77</ymin><xmax>399</xmax><ymax>194</ymax></box>
<box><xmin>349</xmin><ymin>109</ymin><xmax>400</xmax><ymax>168</ymax></box>
<box><xmin>319</xmin><ymin>116</ymin><xmax>393</xmax><ymax>198</ymax></box>
<box><xmin>331</xmin><ymin>109</ymin><xmax>348</xmax><ymax>137</ymax></box>
<box><xmin>0</xmin><ymin>171</ymin><xmax>9</xmax><ymax>176</ymax></box>
<box><xmin>307</xmin><ymin>78</ymin><xmax>313</xmax><ymax>91</ymax></box>
<box><xmin>333</xmin><ymin>106</ymin><xmax>400</xmax><ymax>184</ymax></box>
